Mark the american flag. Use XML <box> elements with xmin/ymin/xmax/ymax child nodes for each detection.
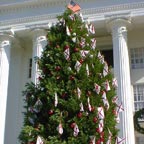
<box><xmin>67</xmin><ymin>0</ymin><xmax>81</xmax><ymax>12</ymax></box>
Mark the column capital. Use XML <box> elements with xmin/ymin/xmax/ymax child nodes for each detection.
<box><xmin>105</xmin><ymin>13</ymin><xmax>131</xmax><ymax>33</ymax></box>
<box><xmin>0</xmin><ymin>33</ymin><xmax>14</xmax><ymax>49</ymax></box>
<box><xmin>30</xmin><ymin>28</ymin><xmax>47</xmax><ymax>42</ymax></box>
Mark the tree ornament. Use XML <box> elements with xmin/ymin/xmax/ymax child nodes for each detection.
<box><xmin>74</xmin><ymin>47</ymin><xmax>79</xmax><ymax>52</ymax></box>
<box><xmin>54</xmin><ymin>92</ymin><xmax>58</xmax><ymax>107</ymax></box>
<box><xmin>87</xmin><ymin>97</ymin><xmax>92</xmax><ymax>112</ymax></box>
<box><xmin>91</xmin><ymin>38</ymin><xmax>96</xmax><ymax>50</ymax></box>
<box><xmin>72</xmin><ymin>33</ymin><xmax>77</xmax><ymax>43</ymax></box>
<box><xmin>96</xmin><ymin>120</ymin><xmax>104</xmax><ymax>133</ymax></box>
<box><xmin>36</xmin><ymin>136</ymin><xmax>43</xmax><ymax>144</ymax></box>
<box><xmin>103</xmin><ymin>80</ymin><xmax>111</xmax><ymax>91</ymax></box>
<box><xmin>70</xmin><ymin>75</ymin><xmax>75</xmax><ymax>81</ymax></box>
<box><xmin>73</xmin><ymin>124</ymin><xmax>79</xmax><ymax>137</ymax></box>
<box><xmin>102</xmin><ymin>91</ymin><xmax>109</xmax><ymax>110</ymax></box>
<box><xmin>112</xmin><ymin>96</ymin><xmax>118</xmax><ymax>104</ymax></box>
<box><xmin>55</xmin><ymin>66</ymin><xmax>61</xmax><ymax>71</ymax></box>
<box><xmin>89</xmin><ymin>23</ymin><xmax>95</xmax><ymax>34</ymax></box>
<box><xmin>64</xmin><ymin>45</ymin><xmax>70</xmax><ymax>60</ymax></box>
<box><xmin>77</xmin><ymin>87</ymin><xmax>81</xmax><ymax>99</ymax></box>
<box><xmin>79</xmin><ymin>59</ymin><xmax>83</xmax><ymax>64</ymax></box>
<box><xmin>33</xmin><ymin>99</ymin><xmax>43</xmax><ymax>113</ymax></box>
<box><xmin>89</xmin><ymin>135</ymin><xmax>96</xmax><ymax>144</ymax></box>
<box><xmin>93</xmin><ymin>117</ymin><xmax>98</xmax><ymax>123</ymax></box>
<box><xmin>87</xmin><ymin>90</ymin><xmax>91</xmax><ymax>96</ymax></box>
<box><xmin>94</xmin><ymin>83</ymin><xmax>101</xmax><ymax>94</ymax></box>
<box><xmin>97</xmin><ymin>51</ymin><xmax>104</xmax><ymax>64</ymax></box>
<box><xmin>80</xmin><ymin>102</ymin><xmax>84</xmax><ymax>112</ymax></box>
<box><xmin>66</xmin><ymin>26</ymin><xmax>71</xmax><ymax>36</ymax></box>
<box><xmin>56</xmin><ymin>75</ymin><xmax>61</xmax><ymax>80</ymax></box>
<box><xmin>103</xmin><ymin>62</ymin><xmax>108</xmax><ymax>77</ymax></box>
<box><xmin>57</xmin><ymin>123</ymin><xmax>63</xmax><ymax>135</ymax></box>
<box><xmin>97</xmin><ymin>107</ymin><xmax>105</xmax><ymax>120</ymax></box>
<box><xmin>86</xmin><ymin>64</ymin><xmax>90</xmax><ymax>76</ymax></box>
<box><xmin>70</xmin><ymin>122</ymin><xmax>76</xmax><ymax>129</ymax></box>
<box><xmin>112</xmin><ymin>78</ymin><xmax>118</xmax><ymax>88</ymax></box>
<box><xmin>75</xmin><ymin>61</ymin><xmax>82</xmax><ymax>72</ymax></box>
<box><xmin>80</xmin><ymin>50</ymin><xmax>89</xmax><ymax>58</ymax></box>
<box><xmin>79</xmin><ymin>37</ymin><xmax>86</xmax><ymax>48</ymax></box>
<box><xmin>77</xmin><ymin>112</ymin><xmax>83</xmax><ymax>118</ymax></box>
<box><xmin>48</xmin><ymin>110</ymin><xmax>54</xmax><ymax>115</ymax></box>
<box><xmin>115</xmin><ymin>136</ymin><xmax>125</xmax><ymax>144</ymax></box>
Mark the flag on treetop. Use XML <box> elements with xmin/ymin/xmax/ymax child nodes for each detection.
<box><xmin>67</xmin><ymin>0</ymin><xmax>81</xmax><ymax>12</ymax></box>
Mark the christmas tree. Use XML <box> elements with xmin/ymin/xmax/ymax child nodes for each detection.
<box><xmin>19</xmin><ymin>3</ymin><xmax>122</xmax><ymax>144</ymax></box>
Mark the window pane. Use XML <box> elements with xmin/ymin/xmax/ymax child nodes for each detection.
<box><xmin>134</xmin><ymin>85</ymin><xmax>144</xmax><ymax>111</ymax></box>
<box><xmin>130</xmin><ymin>48</ymin><xmax>144</xmax><ymax>69</ymax></box>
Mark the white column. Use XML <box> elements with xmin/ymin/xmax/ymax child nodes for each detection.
<box><xmin>31</xmin><ymin>29</ymin><xmax>47</xmax><ymax>84</ymax></box>
<box><xmin>0</xmin><ymin>34</ymin><xmax>13</xmax><ymax>144</ymax></box>
<box><xmin>108</xmin><ymin>18</ymin><xmax>135</xmax><ymax>144</ymax></box>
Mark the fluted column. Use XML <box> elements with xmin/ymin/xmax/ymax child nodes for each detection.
<box><xmin>31</xmin><ymin>29</ymin><xmax>47</xmax><ymax>84</ymax></box>
<box><xmin>108</xmin><ymin>18</ymin><xmax>135</xmax><ymax>144</ymax></box>
<box><xmin>0</xmin><ymin>33</ymin><xmax>13</xmax><ymax>144</ymax></box>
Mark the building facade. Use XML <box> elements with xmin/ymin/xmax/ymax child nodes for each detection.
<box><xmin>0</xmin><ymin>0</ymin><xmax>144</xmax><ymax>143</ymax></box>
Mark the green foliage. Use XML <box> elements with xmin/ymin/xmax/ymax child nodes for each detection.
<box><xmin>134</xmin><ymin>108</ymin><xmax>144</xmax><ymax>134</ymax></box>
<box><xmin>19</xmin><ymin>9</ymin><xmax>119</xmax><ymax>144</ymax></box>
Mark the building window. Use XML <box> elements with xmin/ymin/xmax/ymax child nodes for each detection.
<box><xmin>28</xmin><ymin>58</ymin><xmax>32</xmax><ymax>78</ymax></box>
<box><xmin>130</xmin><ymin>48</ymin><xmax>144</xmax><ymax>69</ymax></box>
<box><xmin>101</xmin><ymin>49</ymin><xmax>113</xmax><ymax>67</ymax></box>
<box><xmin>134</xmin><ymin>84</ymin><xmax>144</xmax><ymax>111</ymax></box>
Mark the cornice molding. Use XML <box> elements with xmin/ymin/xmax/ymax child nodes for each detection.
<box><xmin>0</xmin><ymin>1</ymin><xmax>144</xmax><ymax>31</ymax></box>
<box><xmin>0</xmin><ymin>0</ymin><xmax>90</xmax><ymax>14</ymax></box>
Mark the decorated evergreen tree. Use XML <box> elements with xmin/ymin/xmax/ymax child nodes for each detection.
<box><xmin>19</xmin><ymin>3</ymin><xmax>123</xmax><ymax>144</ymax></box>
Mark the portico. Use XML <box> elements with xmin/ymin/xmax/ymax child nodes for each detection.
<box><xmin>1</xmin><ymin>0</ymin><xmax>144</xmax><ymax>144</ymax></box>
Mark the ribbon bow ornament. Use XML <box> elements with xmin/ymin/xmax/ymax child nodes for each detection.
<box><xmin>79</xmin><ymin>13</ymin><xmax>84</xmax><ymax>22</ymax></box>
<box><xmin>102</xmin><ymin>91</ymin><xmax>109</xmax><ymax>110</ymax></box>
<box><xmin>57</xmin><ymin>123</ymin><xmax>63</xmax><ymax>135</ymax></box>
<box><xmin>97</xmin><ymin>120</ymin><xmax>104</xmax><ymax>133</ymax></box>
<box><xmin>66</xmin><ymin>26</ymin><xmax>71</xmax><ymax>36</ymax></box>
<box><xmin>103</xmin><ymin>62</ymin><xmax>109</xmax><ymax>77</ymax></box>
<box><xmin>80</xmin><ymin>37</ymin><xmax>86</xmax><ymax>48</ymax></box>
<box><xmin>80</xmin><ymin>50</ymin><xmax>89</xmax><ymax>58</ymax></box>
<box><xmin>54</xmin><ymin>92</ymin><xmax>58</xmax><ymax>107</ymax></box>
<box><xmin>80</xmin><ymin>102</ymin><xmax>84</xmax><ymax>112</ymax></box>
<box><xmin>89</xmin><ymin>24</ymin><xmax>95</xmax><ymax>34</ymax></box>
<box><xmin>64</xmin><ymin>46</ymin><xmax>70</xmax><ymax>60</ymax></box>
<box><xmin>72</xmin><ymin>33</ymin><xmax>77</xmax><ymax>43</ymax></box>
<box><xmin>86</xmin><ymin>64</ymin><xmax>90</xmax><ymax>76</ymax></box>
<box><xmin>112</xmin><ymin>78</ymin><xmax>118</xmax><ymax>88</ymax></box>
<box><xmin>115</xmin><ymin>137</ymin><xmax>125</xmax><ymax>144</ymax></box>
<box><xmin>77</xmin><ymin>87</ymin><xmax>81</xmax><ymax>99</ymax></box>
<box><xmin>97</xmin><ymin>51</ymin><xmax>104</xmax><ymax>64</ymax></box>
<box><xmin>103</xmin><ymin>80</ymin><xmax>111</xmax><ymax>91</ymax></box>
<box><xmin>116</xmin><ymin>103</ymin><xmax>124</xmax><ymax>113</ymax></box>
<box><xmin>33</xmin><ymin>99</ymin><xmax>43</xmax><ymax>113</ymax></box>
<box><xmin>36</xmin><ymin>136</ymin><xmax>44</xmax><ymax>144</ymax></box>
<box><xmin>75</xmin><ymin>60</ymin><xmax>82</xmax><ymax>72</ymax></box>
<box><xmin>112</xmin><ymin>96</ymin><xmax>119</xmax><ymax>104</ymax></box>
<box><xmin>87</xmin><ymin>97</ymin><xmax>92</xmax><ymax>112</ymax></box>
<box><xmin>73</xmin><ymin>124</ymin><xmax>79</xmax><ymax>137</ymax></box>
<box><xmin>89</xmin><ymin>135</ymin><xmax>96</xmax><ymax>144</ymax></box>
<box><xmin>97</xmin><ymin>107</ymin><xmax>105</xmax><ymax>120</ymax></box>
<box><xmin>91</xmin><ymin>38</ymin><xmax>96</xmax><ymax>50</ymax></box>
<box><xmin>94</xmin><ymin>83</ymin><xmax>101</xmax><ymax>94</ymax></box>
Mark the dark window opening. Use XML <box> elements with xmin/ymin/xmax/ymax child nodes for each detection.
<box><xmin>101</xmin><ymin>49</ymin><xmax>113</xmax><ymax>67</ymax></box>
<box><xmin>28</xmin><ymin>58</ymin><xmax>32</xmax><ymax>78</ymax></box>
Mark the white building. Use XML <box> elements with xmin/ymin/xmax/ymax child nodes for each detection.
<box><xmin>0</xmin><ymin>0</ymin><xmax>144</xmax><ymax>143</ymax></box>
